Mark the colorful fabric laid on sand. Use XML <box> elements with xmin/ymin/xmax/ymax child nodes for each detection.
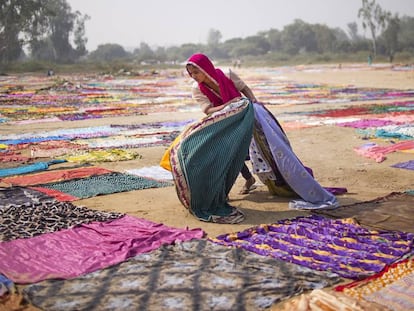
<box><xmin>0</xmin><ymin>159</ymin><xmax>65</xmax><ymax>178</ymax></box>
<box><xmin>313</xmin><ymin>191</ymin><xmax>414</xmax><ymax>233</ymax></box>
<box><xmin>251</xmin><ymin>104</ymin><xmax>339</xmax><ymax>210</ymax></box>
<box><xmin>336</xmin><ymin>258</ymin><xmax>414</xmax><ymax>311</ymax></box>
<box><xmin>0</xmin><ymin>166</ymin><xmax>113</xmax><ymax>186</ymax></box>
<box><xmin>0</xmin><ymin>187</ymin><xmax>122</xmax><ymax>241</ymax></box>
<box><xmin>354</xmin><ymin>140</ymin><xmax>414</xmax><ymax>163</ymax></box>
<box><xmin>0</xmin><ymin>215</ymin><xmax>204</xmax><ymax>284</ymax></box>
<box><xmin>392</xmin><ymin>159</ymin><xmax>414</xmax><ymax>170</ymax></box>
<box><xmin>0</xmin><ymin>274</ymin><xmax>15</xmax><ymax>297</ymax></box>
<box><xmin>31</xmin><ymin>172</ymin><xmax>172</xmax><ymax>201</ymax></box>
<box><xmin>170</xmin><ymin>99</ymin><xmax>254</xmax><ymax>224</ymax></box>
<box><xmin>126</xmin><ymin>166</ymin><xmax>174</xmax><ymax>182</ymax></box>
<box><xmin>211</xmin><ymin>215</ymin><xmax>414</xmax><ymax>279</ymax></box>
<box><xmin>23</xmin><ymin>239</ymin><xmax>340</xmax><ymax>311</ymax></box>
<box><xmin>62</xmin><ymin>148</ymin><xmax>141</xmax><ymax>163</ymax></box>
<box><xmin>277</xmin><ymin>289</ymin><xmax>387</xmax><ymax>311</ymax></box>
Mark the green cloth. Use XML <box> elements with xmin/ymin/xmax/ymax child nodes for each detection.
<box><xmin>177</xmin><ymin>102</ymin><xmax>254</xmax><ymax>221</ymax></box>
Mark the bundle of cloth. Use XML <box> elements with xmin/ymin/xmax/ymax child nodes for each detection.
<box><xmin>161</xmin><ymin>54</ymin><xmax>338</xmax><ymax>224</ymax></box>
<box><xmin>161</xmin><ymin>99</ymin><xmax>338</xmax><ymax>224</ymax></box>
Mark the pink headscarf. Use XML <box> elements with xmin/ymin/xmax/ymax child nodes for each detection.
<box><xmin>187</xmin><ymin>53</ymin><xmax>241</xmax><ymax>107</ymax></box>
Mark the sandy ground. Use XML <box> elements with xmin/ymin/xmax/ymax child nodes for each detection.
<box><xmin>1</xmin><ymin>64</ymin><xmax>413</xmax><ymax>310</ymax></box>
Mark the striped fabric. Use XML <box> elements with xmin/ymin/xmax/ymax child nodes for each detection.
<box><xmin>170</xmin><ymin>99</ymin><xmax>254</xmax><ymax>222</ymax></box>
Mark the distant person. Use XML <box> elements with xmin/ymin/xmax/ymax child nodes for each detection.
<box><xmin>368</xmin><ymin>54</ymin><xmax>373</xmax><ymax>66</ymax></box>
<box><xmin>47</xmin><ymin>69</ymin><xmax>54</xmax><ymax>77</ymax></box>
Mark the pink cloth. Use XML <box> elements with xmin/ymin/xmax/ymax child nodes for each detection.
<box><xmin>354</xmin><ymin>141</ymin><xmax>414</xmax><ymax>163</ymax></box>
<box><xmin>187</xmin><ymin>53</ymin><xmax>241</xmax><ymax>106</ymax></box>
<box><xmin>0</xmin><ymin>215</ymin><xmax>204</xmax><ymax>284</ymax></box>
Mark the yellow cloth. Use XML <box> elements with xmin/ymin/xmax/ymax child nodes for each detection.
<box><xmin>160</xmin><ymin>134</ymin><xmax>182</xmax><ymax>171</ymax></box>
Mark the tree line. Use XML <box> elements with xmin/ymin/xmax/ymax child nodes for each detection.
<box><xmin>1</xmin><ymin>0</ymin><xmax>413</xmax><ymax>70</ymax></box>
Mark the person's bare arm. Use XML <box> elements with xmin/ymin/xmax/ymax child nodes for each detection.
<box><xmin>240</xmin><ymin>85</ymin><xmax>257</xmax><ymax>102</ymax></box>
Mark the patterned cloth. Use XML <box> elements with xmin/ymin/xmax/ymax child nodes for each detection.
<box><xmin>23</xmin><ymin>239</ymin><xmax>340</xmax><ymax>311</ymax></box>
<box><xmin>35</xmin><ymin>172</ymin><xmax>172</xmax><ymax>200</ymax></box>
<box><xmin>0</xmin><ymin>187</ymin><xmax>122</xmax><ymax>241</ymax></box>
<box><xmin>251</xmin><ymin>103</ymin><xmax>339</xmax><ymax>209</ymax></box>
<box><xmin>211</xmin><ymin>215</ymin><xmax>414</xmax><ymax>279</ymax></box>
<box><xmin>313</xmin><ymin>192</ymin><xmax>414</xmax><ymax>233</ymax></box>
<box><xmin>170</xmin><ymin>100</ymin><xmax>254</xmax><ymax>223</ymax></box>
<box><xmin>337</xmin><ymin>258</ymin><xmax>414</xmax><ymax>311</ymax></box>
<box><xmin>0</xmin><ymin>215</ymin><xmax>204</xmax><ymax>283</ymax></box>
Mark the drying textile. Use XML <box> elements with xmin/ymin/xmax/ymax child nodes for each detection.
<box><xmin>0</xmin><ymin>160</ymin><xmax>65</xmax><ymax>178</ymax></box>
<box><xmin>313</xmin><ymin>192</ymin><xmax>414</xmax><ymax>233</ymax></box>
<box><xmin>34</xmin><ymin>172</ymin><xmax>172</xmax><ymax>200</ymax></box>
<box><xmin>252</xmin><ymin>104</ymin><xmax>339</xmax><ymax>209</ymax></box>
<box><xmin>354</xmin><ymin>141</ymin><xmax>414</xmax><ymax>163</ymax></box>
<box><xmin>23</xmin><ymin>239</ymin><xmax>340</xmax><ymax>311</ymax></box>
<box><xmin>278</xmin><ymin>289</ymin><xmax>388</xmax><ymax>311</ymax></box>
<box><xmin>170</xmin><ymin>99</ymin><xmax>254</xmax><ymax>223</ymax></box>
<box><xmin>337</xmin><ymin>258</ymin><xmax>414</xmax><ymax>311</ymax></box>
<box><xmin>0</xmin><ymin>215</ymin><xmax>204</xmax><ymax>284</ymax></box>
<box><xmin>0</xmin><ymin>166</ymin><xmax>113</xmax><ymax>186</ymax></box>
<box><xmin>0</xmin><ymin>190</ymin><xmax>122</xmax><ymax>241</ymax></box>
<box><xmin>0</xmin><ymin>186</ymin><xmax>55</xmax><ymax>208</ymax></box>
<box><xmin>211</xmin><ymin>215</ymin><xmax>414</xmax><ymax>279</ymax></box>
<box><xmin>392</xmin><ymin>160</ymin><xmax>414</xmax><ymax>170</ymax></box>
<box><xmin>126</xmin><ymin>166</ymin><xmax>174</xmax><ymax>181</ymax></box>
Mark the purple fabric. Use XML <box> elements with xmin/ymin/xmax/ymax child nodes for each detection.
<box><xmin>0</xmin><ymin>215</ymin><xmax>204</xmax><ymax>284</ymax></box>
<box><xmin>211</xmin><ymin>215</ymin><xmax>414</xmax><ymax>279</ymax></box>
<box><xmin>392</xmin><ymin>160</ymin><xmax>414</xmax><ymax>170</ymax></box>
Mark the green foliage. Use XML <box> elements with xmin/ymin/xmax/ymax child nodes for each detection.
<box><xmin>0</xmin><ymin>0</ymin><xmax>89</xmax><ymax>65</ymax></box>
<box><xmin>88</xmin><ymin>44</ymin><xmax>130</xmax><ymax>61</ymax></box>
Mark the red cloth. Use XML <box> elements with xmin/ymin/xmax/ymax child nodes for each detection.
<box><xmin>187</xmin><ymin>53</ymin><xmax>241</xmax><ymax>106</ymax></box>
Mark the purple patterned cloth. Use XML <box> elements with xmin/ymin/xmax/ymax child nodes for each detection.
<box><xmin>211</xmin><ymin>215</ymin><xmax>414</xmax><ymax>279</ymax></box>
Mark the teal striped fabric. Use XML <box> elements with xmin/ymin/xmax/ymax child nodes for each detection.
<box><xmin>177</xmin><ymin>102</ymin><xmax>254</xmax><ymax>221</ymax></box>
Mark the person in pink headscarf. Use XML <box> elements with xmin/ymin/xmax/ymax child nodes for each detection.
<box><xmin>186</xmin><ymin>53</ymin><xmax>257</xmax><ymax>195</ymax></box>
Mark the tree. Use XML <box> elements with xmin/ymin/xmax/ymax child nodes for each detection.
<box><xmin>0</xmin><ymin>0</ymin><xmax>49</xmax><ymax>65</ymax></box>
<box><xmin>311</xmin><ymin>24</ymin><xmax>337</xmax><ymax>53</ymax></box>
<box><xmin>266</xmin><ymin>29</ymin><xmax>282</xmax><ymax>52</ymax></box>
<box><xmin>358</xmin><ymin>0</ymin><xmax>391</xmax><ymax>57</ymax></box>
<box><xmin>281</xmin><ymin>19</ymin><xmax>317</xmax><ymax>54</ymax></box>
<box><xmin>347</xmin><ymin>22</ymin><xmax>360</xmax><ymax>41</ymax></box>
<box><xmin>398</xmin><ymin>16</ymin><xmax>414</xmax><ymax>51</ymax></box>
<box><xmin>133</xmin><ymin>42</ymin><xmax>155</xmax><ymax>62</ymax></box>
<box><xmin>379</xmin><ymin>14</ymin><xmax>400</xmax><ymax>62</ymax></box>
<box><xmin>88</xmin><ymin>43</ymin><xmax>129</xmax><ymax>61</ymax></box>
<box><xmin>29</xmin><ymin>0</ymin><xmax>89</xmax><ymax>63</ymax></box>
<box><xmin>207</xmin><ymin>29</ymin><xmax>222</xmax><ymax>46</ymax></box>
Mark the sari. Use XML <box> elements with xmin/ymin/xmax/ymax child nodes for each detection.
<box><xmin>164</xmin><ymin>53</ymin><xmax>338</xmax><ymax>223</ymax></box>
<box><xmin>170</xmin><ymin>100</ymin><xmax>254</xmax><ymax>223</ymax></box>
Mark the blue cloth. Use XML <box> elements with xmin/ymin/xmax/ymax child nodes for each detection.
<box><xmin>0</xmin><ymin>274</ymin><xmax>14</xmax><ymax>296</ymax></box>
<box><xmin>253</xmin><ymin>104</ymin><xmax>338</xmax><ymax>209</ymax></box>
<box><xmin>0</xmin><ymin>160</ymin><xmax>66</xmax><ymax>178</ymax></box>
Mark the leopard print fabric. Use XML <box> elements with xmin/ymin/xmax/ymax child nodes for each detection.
<box><xmin>0</xmin><ymin>187</ymin><xmax>122</xmax><ymax>241</ymax></box>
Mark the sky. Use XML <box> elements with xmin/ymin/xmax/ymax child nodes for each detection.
<box><xmin>67</xmin><ymin>0</ymin><xmax>414</xmax><ymax>51</ymax></box>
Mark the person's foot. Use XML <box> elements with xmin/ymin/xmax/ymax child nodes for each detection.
<box><xmin>239</xmin><ymin>176</ymin><xmax>257</xmax><ymax>194</ymax></box>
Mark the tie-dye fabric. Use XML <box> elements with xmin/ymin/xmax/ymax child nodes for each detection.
<box><xmin>23</xmin><ymin>239</ymin><xmax>340</xmax><ymax>311</ymax></box>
